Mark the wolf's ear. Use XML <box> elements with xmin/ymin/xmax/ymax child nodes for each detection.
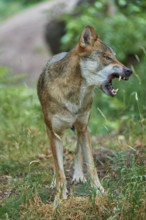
<box><xmin>79</xmin><ymin>26</ymin><xmax>98</xmax><ymax>48</ymax></box>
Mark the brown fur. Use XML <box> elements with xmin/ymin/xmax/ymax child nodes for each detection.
<box><xmin>37</xmin><ymin>26</ymin><xmax>132</xmax><ymax>205</ymax></box>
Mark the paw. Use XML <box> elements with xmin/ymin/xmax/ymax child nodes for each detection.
<box><xmin>99</xmin><ymin>185</ymin><xmax>105</xmax><ymax>194</ymax></box>
<box><xmin>72</xmin><ymin>172</ymin><xmax>87</xmax><ymax>184</ymax></box>
<box><xmin>53</xmin><ymin>187</ymin><xmax>68</xmax><ymax>209</ymax></box>
<box><xmin>96</xmin><ymin>185</ymin><xmax>105</xmax><ymax>194</ymax></box>
<box><xmin>61</xmin><ymin>185</ymin><xmax>68</xmax><ymax>200</ymax></box>
<box><xmin>91</xmin><ymin>182</ymin><xmax>105</xmax><ymax>194</ymax></box>
<box><xmin>58</xmin><ymin>183</ymin><xmax>68</xmax><ymax>200</ymax></box>
<box><xmin>53</xmin><ymin>195</ymin><xmax>61</xmax><ymax>209</ymax></box>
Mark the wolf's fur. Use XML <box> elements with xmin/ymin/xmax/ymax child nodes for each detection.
<box><xmin>37</xmin><ymin>26</ymin><xmax>132</xmax><ymax>204</ymax></box>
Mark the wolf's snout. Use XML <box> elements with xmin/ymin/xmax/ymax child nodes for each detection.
<box><xmin>124</xmin><ymin>67</ymin><xmax>132</xmax><ymax>77</ymax></box>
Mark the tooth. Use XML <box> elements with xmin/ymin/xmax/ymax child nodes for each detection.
<box><xmin>119</xmin><ymin>76</ymin><xmax>122</xmax><ymax>81</ymax></box>
<box><xmin>112</xmin><ymin>88</ymin><xmax>118</xmax><ymax>95</ymax></box>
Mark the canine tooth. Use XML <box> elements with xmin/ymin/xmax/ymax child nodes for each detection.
<box><xmin>112</xmin><ymin>89</ymin><xmax>116</xmax><ymax>95</ymax></box>
<box><xmin>119</xmin><ymin>76</ymin><xmax>122</xmax><ymax>81</ymax></box>
<box><xmin>112</xmin><ymin>88</ymin><xmax>118</xmax><ymax>95</ymax></box>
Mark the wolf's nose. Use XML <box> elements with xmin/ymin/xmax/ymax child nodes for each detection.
<box><xmin>124</xmin><ymin>68</ymin><xmax>132</xmax><ymax>76</ymax></box>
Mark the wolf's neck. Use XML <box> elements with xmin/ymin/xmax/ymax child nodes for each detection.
<box><xmin>79</xmin><ymin>80</ymin><xmax>94</xmax><ymax>106</ymax></box>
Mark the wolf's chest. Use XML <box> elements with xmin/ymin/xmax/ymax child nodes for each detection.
<box><xmin>64</xmin><ymin>82</ymin><xmax>94</xmax><ymax>114</ymax></box>
<box><xmin>51</xmin><ymin>84</ymin><xmax>93</xmax><ymax>132</ymax></box>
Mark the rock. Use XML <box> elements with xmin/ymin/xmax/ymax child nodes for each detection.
<box><xmin>0</xmin><ymin>0</ymin><xmax>78</xmax><ymax>85</ymax></box>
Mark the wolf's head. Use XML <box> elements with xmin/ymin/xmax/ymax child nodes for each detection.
<box><xmin>76</xmin><ymin>26</ymin><xmax>132</xmax><ymax>96</ymax></box>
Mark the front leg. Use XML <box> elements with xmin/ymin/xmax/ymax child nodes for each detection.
<box><xmin>72</xmin><ymin>140</ymin><xmax>86</xmax><ymax>184</ymax></box>
<box><xmin>47</xmin><ymin>129</ymin><xmax>68</xmax><ymax>204</ymax></box>
<box><xmin>76</xmin><ymin>124</ymin><xmax>104</xmax><ymax>194</ymax></box>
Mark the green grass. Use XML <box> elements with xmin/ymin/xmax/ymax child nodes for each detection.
<box><xmin>0</xmin><ymin>0</ymin><xmax>47</xmax><ymax>22</ymax></box>
<box><xmin>0</xmin><ymin>69</ymin><xmax>146</xmax><ymax>219</ymax></box>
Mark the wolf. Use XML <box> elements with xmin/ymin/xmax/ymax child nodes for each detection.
<box><xmin>37</xmin><ymin>26</ymin><xmax>132</xmax><ymax>204</ymax></box>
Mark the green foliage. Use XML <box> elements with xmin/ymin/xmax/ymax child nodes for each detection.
<box><xmin>4</xmin><ymin>0</ymin><xmax>45</xmax><ymax>6</ymax></box>
<box><xmin>61</xmin><ymin>0</ymin><xmax>146</xmax><ymax>136</ymax></box>
<box><xmin>0</xmin><ymin>0</ymin><xmax>45</xmax><ymax>21</ymax></box>
<box><xmin>0</xmin><ymin>0</ymin><xmax>45</xmax><ymax>6</ymax></box>
<box><xmin>0</xmin><ymin>1</ymin><xmax>22</xmax><ymax>22</ymax></box>
<box><xmin>62</xmin><ymin>1</ymin><xmax>146</xmax><ymax>60</ymax></box>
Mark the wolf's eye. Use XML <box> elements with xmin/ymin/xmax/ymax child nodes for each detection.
<box><xmin>105</xmin><ymin>56</ymin><xmax>112</xmax><ymax>61</ymax></box>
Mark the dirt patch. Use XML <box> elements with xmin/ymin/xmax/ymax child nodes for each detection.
<box><xmin>20</xmin><ymin>195</ymin><xmax>111</xmax><ymax>220</ymax></box>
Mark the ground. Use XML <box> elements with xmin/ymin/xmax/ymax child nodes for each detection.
<box><xmin>0</xmin><ymin>130</ymin><xmax>145</xmax><ymax>220</ymax></box>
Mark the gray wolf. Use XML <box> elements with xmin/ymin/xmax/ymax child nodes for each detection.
<box><xmin>37</xmin><ymin>26</ymin><xmax>132</xmax><ymax>204</ymax></box>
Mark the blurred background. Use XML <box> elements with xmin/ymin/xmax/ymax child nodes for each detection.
<box><xmin>0</xmin><ymin>0</ymin><xmax>146</xmax><ymax>139</ymax></box>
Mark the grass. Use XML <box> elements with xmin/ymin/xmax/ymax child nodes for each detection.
<box><xmin>0</xmin><ymin>70</ymin><xmax>146</xmax><ymax>219</ymax></box>
<box><xmin>0</xmin><ymin>0</ymin><xmax>47</xmax><ymax>22</ymax></box>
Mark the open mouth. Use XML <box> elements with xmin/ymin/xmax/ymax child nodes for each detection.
<box><xmin>101</xmin><ymin>73</ymin><xmax>129</xmax><ymax>97</ymax></box>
